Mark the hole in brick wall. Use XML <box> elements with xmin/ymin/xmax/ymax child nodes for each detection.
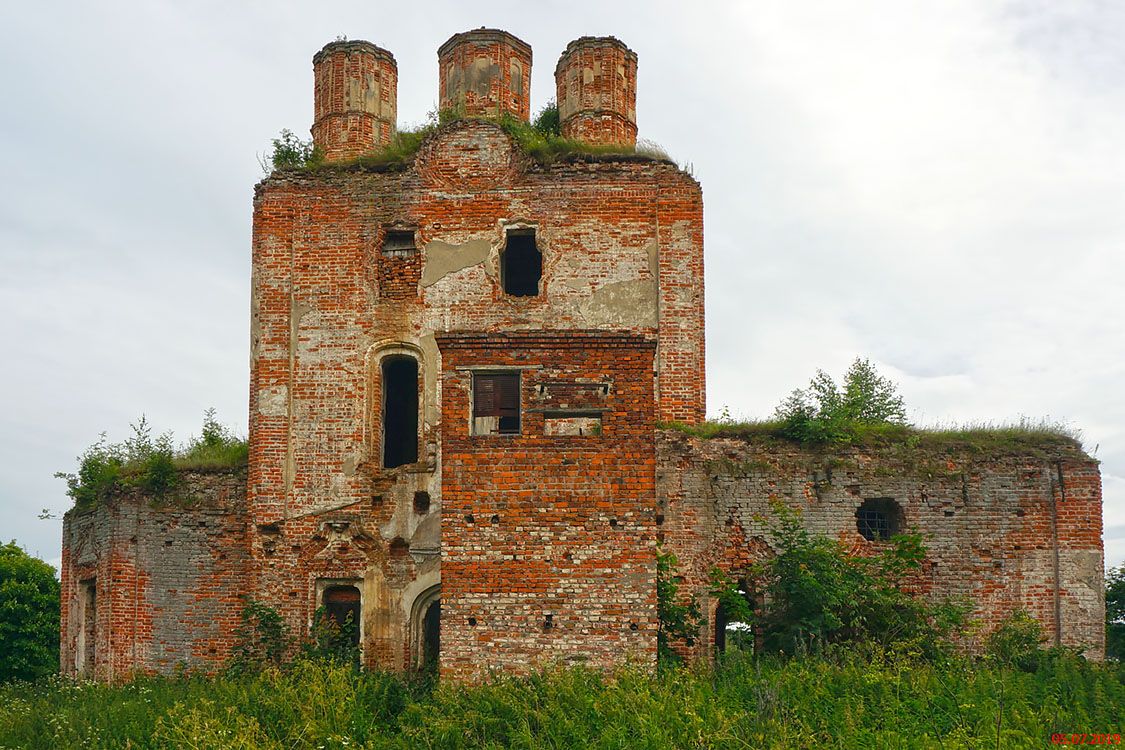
<box><xmin>490</xmin><ymin>514</ymin><xmax>500</xmax><ymax>524</ymax></box>
<box><xmin>501</xmin><ymin>228</ymin><xmax>542</xmax><ymax>296</ymax></box>
<box><xmin>372</xmin><ymin>494</ymin><xmax>384</xmax><ymax>508</ymax></box>
<box><xmin>629</xmin><ymin>622</ymin><xmax>638</xmax><ymax>631</ymax></box>
<box><xmin>944</xmin><ymin>510</ymin><xmax>955</xmax><ymax>517</ymax></box>
<box><xmin>563</xmin><ymin>551</ymin><xmax>573</xmax><ymax>561</ymax></box>
<box><xmin>381</xmin><ymin>229</ymin><xmax>416</xmax><ymax>258</ymax></box>
<box><xmin>609</xmin><ymin>518</ymin><xmax>618</xmax><ymax>528</ymax></box>
<box><xmin>258</xmin><ymin>522</ymin><xmax>280</xmax><ymax>535</ymax></box>
<box><xmin>208</xmin><ymin>647</ymin><xmax>217</xmax><ymax>655</ymax></box>
<box><xmin>382</xmin><ymin>355</ymin><xmax>419</xmax><ymax>469</ymax></box>
<box><xmin>289</xmin><ymin>591</ymin><xmax>297</xmax><ymax>598</ymax></box>
<box><xmin>1015</xmin><ymin>509</ymin><xmax>1026</xmax><ymax>517</ymax></box>
<box><xmin>468</xmin><ymin>616</ymin><xmax>477</xmax><ymax>626</ymax></box>
<box><xmin>165</xmin><ymin>540</ymin><xmax>173</xmax><ymax>546</ymax></box>
<box><xmin>413</xmin><ymin>491</ymin><xmax>431</xmax><ymax>514</ymax></box>
<box><xmin>855</xmin><ymin>498</ymin><xmax>904</xmax><ymax>541</ymax></box>
<box><xmin>465</xmin><ymin>514</ymin><xmax>475</xmax><ymax>524</ymax></box>
<box><xmin>655</xmin><ymin>513</ymin><xmax>665</xmax><ymax>526</ymax></box>
<box><xmin>686</xmin><ymin>637</ymin><xmax>695</xmax><ymax>647</ymax></box>
<box><xmin>543</xmin><ymin>613</ymin><xmax>554</xmax><ymax>630</ymax></box>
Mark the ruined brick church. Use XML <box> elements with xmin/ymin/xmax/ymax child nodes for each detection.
<box><xmin>60</xmin><ymin>29</ymin><xmax>1105</xmax><ymax>681</ymax></box>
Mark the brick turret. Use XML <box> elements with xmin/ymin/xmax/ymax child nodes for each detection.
<box><xmin>555</xmin><ymin>37</ymin><xmax>637</xmax><ymax>146</ymax></box>
<box><xmin>438</xmin><ymin>29</ymin><xmax>532</xmax><ymax>120</ymax></box>
<box><xmin>312</xmin><ymin>40</ymin><xmax>397</xmax><ymax>162</ymax></box>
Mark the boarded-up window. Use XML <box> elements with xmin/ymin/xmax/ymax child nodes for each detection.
<box><xmin>381</xmin><ymin>229</ymin><xmax>416</xmax><ymax>258</ymax></box>
<box><xmin>473</xmin><ymin>372</ymin><xmax>520</xmax><ymax>435</ymax></box>
<box><xmin>323</xmin><ymin>585</ymin><xmax>361</xmax><ymax>646</ymax></box>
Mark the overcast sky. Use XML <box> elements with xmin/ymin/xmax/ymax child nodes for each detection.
<box><xmin>1</xmin><ymin>0</ymin><xmax>1121</xmax><ymax>570</ymax></box>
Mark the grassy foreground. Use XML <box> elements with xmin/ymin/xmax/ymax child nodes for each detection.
<box><xmin>1</xmin><ymin>653</ymin><xmax>1122</xmax><ymax>749</ymax></box>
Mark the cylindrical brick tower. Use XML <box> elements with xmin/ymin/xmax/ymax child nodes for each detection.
<box><xmin>312</xmin><ymin>40</ymin><xmax>397</xmax><ymax>162</ymax></box>
<box><xmin>438</xmin><ymin>29</ymin><xmax>532</xmax><ymax>121</ymax></box>
<box><xmin>555</xmin><ymin>37</ymin><xmax>637</xmax><ymax>147</ymax></box>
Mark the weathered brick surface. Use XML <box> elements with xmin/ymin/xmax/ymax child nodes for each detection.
<box><xmin>312</xmin><ymin>41</ymin><xmax>397</xmax><ymax>162</ymax></box>
<box><xmin>59</xmin><ymin>470</ymin><xmax>248</xmax><ymax>679</ymax></box>
<box><xmin>657</xmin><ymin>432</ymin><xmax>1106</xmax><ymax>660</ymax></box>
<box><xmin>61</xmin><ymin>29</ymin><xmax>1104</xmax><ymax>681</ymax></box>
<box><xmin>556</xmin><ymin>37</ymin><xmax>638</xmax><ymax>146</ymax></box>
<box><xmin>438</xmin><ymin>29</ymin><xmax>532</xmax><ymax>120</ymax></box>
<box><xmin>437</xmin><ymin>331</ymin><xmax>657</xmax><ymax>679</ymax></box>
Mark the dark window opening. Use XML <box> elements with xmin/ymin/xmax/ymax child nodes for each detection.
<box><xmin>421</xmin><ymin>599</ymin><xmax>440</xmax><ymax>669</ymax></box>
<box><xmin>413</xmin><ymin>491</ymin><xmax>431</xmax><ymax>514</ymax></box>
<box><xmin>323</xmin><ymin>585</ymin><xmax>361</xmax><ymax>647</ymax></box>
<box><xmin>501</xmin><ymin>229</ymin><xmax>542</xmax><ymax>296</ymax></box>
<box><xmin>381</xmin><ymin>229</ymin><xmax>416</xmax><ymax>258</ymax></box>
<box><xmin>79</xmin><ymin>579</ymin><xmax>96</xmax><ymax>676</ymax></box>
<box><xmin>473</xmin><ymin>372</ymin><xmax>520</xmax><ymax>435</ymax></box>
<box><xmin>856</xmin><ymin>498</ymin><xmax>903</xmax><ymax>541</ymax></box>
<box><xmin>382</xmin><ymin>356</ymin><xmax>419</xmax><ymax>468</ymax></box>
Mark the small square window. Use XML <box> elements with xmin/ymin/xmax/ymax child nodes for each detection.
<box><xmin>381</xmin><ymin>229</ymin><xmax>416</xmax><ymax>258</ymax></box>
<box><xmin>473</xmin><ymin>372</ymin><xmax>520</xmax><ymax>435</ymax></box>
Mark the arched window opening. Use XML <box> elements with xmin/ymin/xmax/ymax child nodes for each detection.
<box><xmin>421</xmin><ymin>599</ymin><xmax>440</xmax><ymax>670</ymax></box>
<box><xmin>501</xmin><ymin>229</ymin><xmax>542</xmax><ymax>296</ymax></box>
<box><xmin>323</xmin><ymin>585</ymin><xmax>361</xmax><ymax>647</ymax></box>
<box><xmin>382</xmin><ymin>355</ymin><xmax>419</xmax><ymax>468</ymax></box>
<box><xmin>856</xmin><ymin>498</ymin><xmax>904</xmax><ymax>541</ymax></box>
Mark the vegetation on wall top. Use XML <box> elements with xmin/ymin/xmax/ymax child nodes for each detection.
<box><xmin>264</xmin><ymin>102</ymin><xmax>672</xmax><ymax>174</ymax></box>
<box><xmin>664</xmin><ymin>358</ymin><xmax>1086</xmax><ymax>456</ymax></box>
<box><xmin>54</xmin><ymin>409</ymin><xmax>247</xmax><ymax>508</ymax></box>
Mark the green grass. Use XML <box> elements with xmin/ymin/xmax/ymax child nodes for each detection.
<box><xmin>280</xmin><ymin>109</ymin><xmax>674</xmax><ymax>174</ymax></box>
<box><xmin>661</xmin><ymin>417</ymin><xmax>1087</xmax><ymax>458</ymax></box>
<box><xmin>1</xmin><ymin>653</ymin><xmax>1121</xmax><ymax>748</ymax></box>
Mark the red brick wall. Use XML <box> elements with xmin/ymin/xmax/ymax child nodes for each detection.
<box><xmin>658</xmin><ymin>432</ymin><xmax>1106</xmax><ymax>660</ymax></box>
<box><xmin>59</xmin><ymin>470</ymin><xmax>249</xmax><ymax>680</ymax></box>
<box><xmin>312</xmin><ymin>41</ymin><xmax>397</xmax><ymax>162</ymax></box>
<box><xmin>436</xmin><ymin>331</ymin><xmax>658</xmax><ymax>679</ymax></box>
<box><xmin>556</xmin><ymin>37</ymin><xmax>638</xmax><ymax>146</ymax></box>
<box><xmin>438</xmin><ymin>30</ymin><xmax>533</xmax><ymax>120</ymax></box>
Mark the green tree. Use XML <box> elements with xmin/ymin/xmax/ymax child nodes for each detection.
<box><xmin>1107</xmin><ymin>564</ymin><xmax>1125</xmax><ymax>660</ymax></box>
<box><xmin>656</xmin><ymin>550</ymin><xmax>700</xmax><ymax>666</ymax></box>
<box><xmin>0</xmin><ymin>541</ymin><xmax>60</xmax><ymax>682</ymax></box>
<box><xmin>776</xmin><ymin>357</ymin><xmax>907</xmax><ymax>443</ymax></box>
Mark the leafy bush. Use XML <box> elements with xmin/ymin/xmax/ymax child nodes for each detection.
<box><xmin>1108</xmin><ymin>564</ymin><xmax>1125</xmax><ymax>661</ymax></box>
<box><xmin>302</xmin><ymin>606</ymin><xmax>360</xmax><ymax>666</ymax></box>
<box><xmin>655</xmin><ymin>550</ymin><xmax>700</xmax><ymax>666</ymax></box>
<box><xmin>0</xmin><ymin>543</ymin><xmax>60</xmax><ymax>683</ymax></box>
<box><xmin>750</xmin><ymin>503</ymin><xmax>967</xmax><ymax>658</ymax></box>
<box><xmin>267</xmin><ymin>129</ymin><xmax>322</xmax><ymax>170</ymax></box>
<box><xmin>775</xmin><ymin>357</ymin><xmax>907</xmax><ymax>444</ymax></box>
<box><xmin>986</xmin><ymin>610</ymin><xmax>1047</xmax><ymax>670</ymax></box>
<box><xmin>55</xmin><ymin>410</ymin><xmax>247</xmax><ymax>507</ymax></box>
<box><xmin>227</xmin><ymin>601</ymin><xmax>290</xmax><ymax>675</ymax></box>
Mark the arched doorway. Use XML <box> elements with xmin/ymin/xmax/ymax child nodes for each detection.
<box><xmin>410</xmin><ymin>584</ymin><xmax>441</xmax><ymax>670</ymax></box>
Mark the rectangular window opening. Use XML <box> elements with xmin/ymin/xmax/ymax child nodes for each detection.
<box><xmin>473</xmin><ymin>372</ymin><xmax>520</xmax><ymax>435</ymax></box>
<box><xmin>382</xmin><ymin>356</ymin><xmax>419</xmax><ymax>468</ymax></box>
<box><xmin>501</xmin><ymin>229</ymin><xmax>542</xmax><ymax>296</ymax></box>
<box><xmin>381</xmin><ymin>229</ymin><xmax>417</xmax><ymax>258</ymax></box>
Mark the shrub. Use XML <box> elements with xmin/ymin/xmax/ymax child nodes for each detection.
<box><xmin>1107</xmin><ymin>564</ymin><xmax>1125</xmax><ymax>660</ymax></box>
<box><xmin>751</xmin><ymin>502</ymin><xmax>967</xmax><ymax>658</ymax></box>
<box><xmin>301</xmin><ymin>607</ymin><xmax>359</xmax><ymax>666</ymax></box>
<box><xmin>986</xmin><ymin>610</ymin><xmax>1047</xmax><ymax>670</ymax></box>
<box><xmin>656</xmin><ymin>550</ymin><xmax>700</xmax><ymax>666</ymax></box>
<box><xmin>775</xmin><ymin>357</ymin><xmax>907</xmax><ymax>444</ymax></box>
<box><xmin>267</xmin><ymin>129</ymin><xmax>322</xmax><ymax>170</ymax></box>
<box><xmin>55</xmin><ymin>410</ymin><xmax>247</xmax><ymax>507</ymax></box>
<box><xmin>227</xmin><ymin>601</ymin><xmax>290</xmax><ymax>675</ymax></box>
<box><xmin>0</xmin><ymin>542</ymin><xmax>60</xmax><ymax>682</ymax></box>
